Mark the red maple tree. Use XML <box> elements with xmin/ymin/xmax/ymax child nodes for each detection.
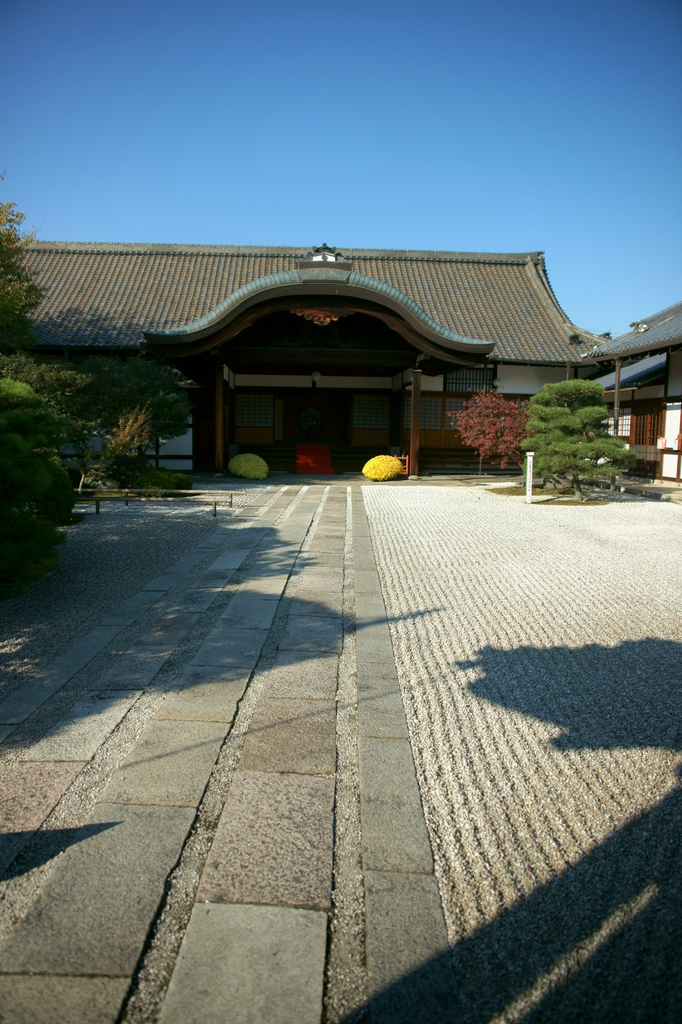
<box><xmin>449</xmin><ymin>390</ymin><xmax>528</xmax><ymax>474</ymax></box>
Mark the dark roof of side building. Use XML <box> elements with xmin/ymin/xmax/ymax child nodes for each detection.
<box><xmin>585</xmin><ymin>300</ymin><xmax>682</xmax><ymax>361</ymax></box>
<box><xmin>25</xmin><ymin>242</ymin><xmax>601</xmax><ymax>364</ymax></box>
<box><xmin>593</xmin><ymin>352</ymin><xmax>667</xmax><ymax>392</ymax></box>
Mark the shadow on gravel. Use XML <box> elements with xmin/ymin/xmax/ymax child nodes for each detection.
<box><xmin>357</xmin><ymin>778</ymin><xmax>682</xmax><ymax>1023</ymax></box>
<box><xmin>354</xmin><ymin>639</ymin><xmax>682</xmax><ymax>1023</ymax></box>
<box><xmin>0</xmin><ymin>821</ymin><xmax>120</xmax><ymax>879</ymax></box>
<box><xmin>463</xmin><ymin>639</ymin><xmax>682</xmax><ymax>749</ymax></box>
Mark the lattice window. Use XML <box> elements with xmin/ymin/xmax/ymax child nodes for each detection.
<box><xmin>421</xmin><ymin>396</ymin><xmax>442</xmax><ymax>430</ymax></box>
<box><xmin>403</xmin><ymin>395</ymin><xmax>445</xmax><ymax>430</ymax></box>
<box><xmin>353</xmin><ymin>395</ymin><xmax>389</xmax><ymax>430</ymax></box>
<box><xmin>633</xmin><ymin>405</ymin><xmax>664</xmax><ymax>446</ymax></box>
<box><xmin>606</xmin><ymin>407</ymin><xmax>631</xmax><ymax>438</ymax></box>
<box><xmin>236</xmin><ymin>394</ymin><xmax>273</xmax><ymax>428</ymax></box>
<box><xmin>444</xmin><ymin>368</ymin><xmax>494</xmax><ymax>394</ymax></box>
<box><xmin>444</xmin><ymin>397</ymin><xmax>465</xmax><ymax>430</ymax></box>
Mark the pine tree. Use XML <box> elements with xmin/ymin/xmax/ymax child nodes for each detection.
<box><xmin>523</xmin><ymin>380</ymin><xmax>635</xmax><ymax>500</ymax></box>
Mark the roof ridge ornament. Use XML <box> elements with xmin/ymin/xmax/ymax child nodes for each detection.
<box><xmin>304</xmin><ymin>243</ymin><xmax>346</xmax><ymax>263</ymax></box>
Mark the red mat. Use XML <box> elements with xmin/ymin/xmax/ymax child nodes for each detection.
<box><xmin>296</xmin><ymin>445</ymin><xmax>335</xmax><ymax>474</ymax></box>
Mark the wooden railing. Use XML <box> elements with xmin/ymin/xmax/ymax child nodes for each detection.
<box><xmin>75</xmin><ymin>489</ymin><xmax>245</xmax><ymax>516</ymax></box>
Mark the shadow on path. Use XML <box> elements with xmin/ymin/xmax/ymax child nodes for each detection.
<box><xmin>0</xmin><ymin>822</ymin><xmax>120</xmax><ymax>879</ymax></box>
<box><xmin>353</xmin><ymin>638</ymin><xmax>682</xmax><ymax>1023</ymax></box>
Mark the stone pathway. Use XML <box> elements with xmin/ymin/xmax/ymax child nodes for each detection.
<box><xmin>0</xmin><ymin>484</ymin><xmax>434</xmax><ymax>1023</ymax></box>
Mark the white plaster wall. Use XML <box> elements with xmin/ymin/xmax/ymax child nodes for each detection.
<box><xmin>636</xmin><ymin>385</ymin><xmax>665</xmax><ymax>400</ymax></box>
<box><xmin>667</xmin><ymin>350</ymin><xmax>682</xmax><ymax>397</ymax></box>
<box><xmin>664</xmin><ymin>402</ymin><xmax>681</xmax><ymax>445</ymax></box>
<box><xmin>496</xmin><ymin>365</ymin><xmax>567</xmax><ymax>394</ymax></box>
<box><xmin>158</xmin><ymin>427</ymin><xmax>193</xmax><ymax>456</ymax></box>
<box><xmin>662</xmin><ymin>454</ymin><xmax>679</xmax><ymax>478</ymax></box>
<box><xmin>420</xmin><ymin>375</ymin><xmax>444</xmax><ymax>392</ymax></box>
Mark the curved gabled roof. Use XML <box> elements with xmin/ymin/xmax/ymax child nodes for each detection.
<box><xmin>142</xmin><ymin>266</ymin><xmax>493</xmax><ymax>358</ymax></box>
<box><xmin>25</xmin><ymin>242</ymin><xmax>600</xmax><ymax>363</ymax></box>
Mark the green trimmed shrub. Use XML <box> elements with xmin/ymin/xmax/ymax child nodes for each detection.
<box><xmin>228</xmin><ymin>453</ymin><xmax>269</xmax><ymax>480</ymax></box>
<box><xmin>108</xmin><ymin>458</ymin><xmax>191</xmax><ymax>490</ymax></box>
<box><xmin>362</xmin><ymin>455</ymin><xmax>404</xmax><ymax>481</ymax></box>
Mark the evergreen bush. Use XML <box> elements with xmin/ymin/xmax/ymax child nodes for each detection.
<box><xmin>523</xmin><ymin>380</ymin><xmax>635</xmax><ymax>500</ymax></box>
<box><xmin>108</xmin><ymin>459</ymin><xmax>191</xmax><ymax>490</ymax></box>
<box><xmin>362</xmin><ymin>455</ymin><xmax>404</xmax><ymax>481</ymax></box>
<box><xmin>0</xmin><ymin>379</ymin><xmax>71</xmax><ymax>598</ymax></box>
<box><xmin>228</xmin><ymin>453</ymin><xmax>269</xmax><ymax>480</ymax></box>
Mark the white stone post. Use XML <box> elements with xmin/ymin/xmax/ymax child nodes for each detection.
<box><xmin>526</xmin><ymin>452</ymin><xmax>534</xmax><ymax>504</ymax></box>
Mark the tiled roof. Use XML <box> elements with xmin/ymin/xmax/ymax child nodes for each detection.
<box><xmin>25</xmin><ymin>242</ymin><xmax>601</xmax><ymax>364</ymax></box>
<box><xmin>593</xmin><ymin>352</ymin><xmax>667</xmax><ymax>391</ymax></box>
<box><xmin>585</xmin><ymin>301</ymin><xmax>682</xmax><ymax>361</ymax></box>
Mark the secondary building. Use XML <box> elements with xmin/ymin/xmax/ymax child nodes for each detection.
<box><xmin>27</xmin><ymin>241</ymin><xmax>604</xmax><ymax>474</ymax></box>
<box><xmin>584</xmin><ymin>300</ymin><xmax>682</xmax><ymax>482</ymax></box>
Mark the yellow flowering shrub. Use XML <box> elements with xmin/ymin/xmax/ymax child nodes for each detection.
<box><xmin>362</xmin><ymin>455</ymin><xmax>404</xmax><ymax>481</ymax></box>
<box><xmin>228</xmin><ymin>453</ymin><xmax>269</xmax><ymax>480</ymax></box>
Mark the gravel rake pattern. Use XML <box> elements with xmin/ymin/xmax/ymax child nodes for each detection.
<box><xmin>363</xmin><ymin>485</ymin><xmax>682</xmax><ymax>1021</ymax></box>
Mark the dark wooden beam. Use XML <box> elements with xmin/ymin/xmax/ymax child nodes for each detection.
<box><xmin>215</xmin><ymin>364</ymin><xmax>224</xmax><ymax>470</ymax></box>
<box><xmin>409</xmin><ymin>369</ymin><xmax>422</xmax><ymax>478</ymax></box>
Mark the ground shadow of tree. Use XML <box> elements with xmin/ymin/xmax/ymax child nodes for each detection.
<box><xmin>353</xmin><ymin>638</ymin><xmax>682</xmax><ymax>1023</ymax></box>
<box><xmin>464</xmin><ymin>639</ymin><xmax>682</xmax><ymax>750</ymax></box>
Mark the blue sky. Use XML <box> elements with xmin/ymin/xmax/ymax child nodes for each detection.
<box><xmin>2</xmin><ymin>0</ymin><xmax>680</xmax><ymax>337</ymax></box>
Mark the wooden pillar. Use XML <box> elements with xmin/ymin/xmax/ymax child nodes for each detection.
<box><xmin>614</xmin><ymin>359</ymin><xmax>622</xmax><ymax>439</ymax></box>
<box><xmin>215</xmin><ymin>364</ymin><xmax>224</xmax><ymax>470</ymax></box>
<box><xmin>409</xmin><ymin>369</ymin><xmax>422</xmax><ymax>478</ymax></box>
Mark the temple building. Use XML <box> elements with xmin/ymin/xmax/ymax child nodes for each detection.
<box><xmin>584</xmin><ymin>300</ymin><xmax>682</xmax><ymax>482</ymax></box>
<box><xmin>26</xmin><ymin>241</ymin><xmax>605</xmax><ymax>475</ymax></box>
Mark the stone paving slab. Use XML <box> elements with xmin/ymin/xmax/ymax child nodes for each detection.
<box><xmin>143</xmin><ymin>572</ymin><xmax>185</xmax><ymax>593</ymax></box>
<box><xmin>159</xmin><ymin>903</ymin><xmax>327</xmax><ymax>1024</ymax></box>
<box><xmin>101</xmin><ymin>720</ymin><xmax>226</xmax><ymax>806</ymax></box>
<box><xmin>240</xmin><ymin>698</ymin><xmax>336</xmax><ymax>775</ymax></box>
<box><xmin>303</xmin><ymin>551</ymin><xmax>346</xmax><ymax>569</ymax></box>
<box><xmin>359</xmin><ymin>737</ymin><xmax>433</xmax><ymax>874</ymax></box>
<box><xmin>219</xmin><ymin>594</ymin><xmax>279</xmax><ymax>629</ymax></box>
<box><xmin>96</xmin><ymin>648</ymin><xmax>173</xmax><ymax>688</ymax></box>
<box><xmin>23</xmin><ymin>691</ymin><xmax>140</xmax><ymax>762</ymax></box>
<box><xmin>198</xmin><ymin>770</ymin><xmax>334</xmax><ymax>910</ymax></box>
<box><xmin>190</xmin><ymin>629</ymin><xmax>268</xmax><ymax>668</ymax></box>
<box><xmin>0</xmin><ymin>761</ymin><xmax>85</xmax><ymax>874</ymax></box>
<box><xmin>289</xmin><ymin>589</ymin><xmax>343</xmax><ymax>616</ymax></box>
<box><xmin>265</xmin><ymin>652</ymin><xmax>339</xmax><ymax>700</ymax></box>
<box><xmin>364</xmin><ymin>870</ymin><xmax>450</xmax><ymax>995</ymax></box>
<box><xmin>100</xmin><ymin>592</ymin><xmax>159</xmax><ymax>627</ymax></box>
<box><xmin>154</xmin><ymin>669</ymin><xmax>249</xmax><ymax>722</ymax></box>
<box><xmin>353</xmin><ymin>569</ymin><xmax>383</xmax><ymax>595</ymax></box>
<box><xmin>357</xmin><ymin>668</ymin><xmax>409</xmax><ymax>739</ymax></box>
<box><xmin>0</xmin><ymin>624</ymin><xmax>126</xmax><ymax>726</ymax></box>
<box><xmin>295</xmin><ymin>569</ymin><xmax>344</xmax><ymax>593</ymax></box>
<box><xmin>0</xmin><ymin>802</ymin><xmax>195</xmax><ymax>975</ymax></box>
<box><xmin>0</xmin><ymin>975</ymin><xmax>130</xmax><ymax>1024</ymax></box>
<box><xmin>355</xmin><ymin>620</ymin><xmax>395</xmax><ymax>663</ymax></box>
<box><xmin>279</xmin><ymin>615</ymin><xmax>343</xmax><ymax>653</ymax></box>
<box><xmin>239</xmin><ymin>573</ymin><xmax>291</xmax><ymax>599</ymax></box>
<box><xmin>135</xmin><ymin>614</ymin><xmax>198</xmax><ymax>645</ymax></box>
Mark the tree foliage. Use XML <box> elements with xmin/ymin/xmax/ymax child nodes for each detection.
<box><xmin>0</xmin><ymin>352</ymin><xmax>192</xmax><ymax>488</ymax></box>
<box><xmin>0</xmin><ymin>202</ymin><xmax>45</xmax><ymax>351</ymax></box>
<box><xmin>0</xmin><ymin>379</ymin><xmax>74</xmax><ymax>599</ymax></box>
<box><xmin>523</xmin><ymin>380</ymin><xmax>635</xmax><ymax>499</ymax></box>
<box><xmin>449</xmin><ymin>390</ymin><xmax>529</xmax><ymax>474</ymax></box>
